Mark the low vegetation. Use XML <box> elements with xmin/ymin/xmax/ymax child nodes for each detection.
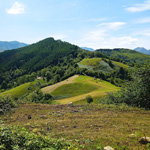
<box><xmin>1</xmin><ymin>104</ymin><xmax>150</xmax><ymax>150</ymax></box>
<box><xmin>0</xmin><ymin>123</ymin><xmax>80</xmax><ymax>150</ymax></box>
<box><xmin>0</xmin><ymin>96</ymin><xmax>17</xmax><ymax>115</ymax></box>
<box><xmin>100</xmin><ymin>64</ymin><xmax>150</xmax><ymax>109</ymax></box>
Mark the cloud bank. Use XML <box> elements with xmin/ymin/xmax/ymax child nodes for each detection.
<box><xmin>126</xmin><ymin>0</ymin><xmax>150</xmax><ymax>12</ymax></box>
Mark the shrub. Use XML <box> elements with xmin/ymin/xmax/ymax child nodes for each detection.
<box><xmin>86</xmin><ymin>95</ymin><xmax>93</xmax><ymax>104</ymax></box>
<box><xmin>101</xmin><ymin>64</ymin><xmax>150</xmax><ymax>109</ymax></box>
<box><xmin>0</xmin><ymin>96</ymin><xmax>17</xmax><ymax>115</ymax></box>
<box><xmin>0</xmin><ymin>125</ymin><xmax>79</xmax><ymax>150</ymax></box>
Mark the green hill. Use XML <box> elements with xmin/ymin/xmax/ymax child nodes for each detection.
<box><xmin>96</xmin><ymin>48</ymin><xmax>150</xmax><ymax>65</ymax></box>
<box><xmin>0</xmin><ymin>38</ymin><xmax>80</xmax><ymax>72</ymax></box>
<box><xmin>0</xmin><ymin>79</ymin><xmax>44</xmax><ymax>99</ymax></box>
<box><xmin>78</xmin><ymin>58</ymin><xmax>129</xmax><ymax>73</ymax></box>
<box><xmin>42</xmin><ymin>75</ymin><xmax>119</xmax><ymax>104</ymax></box>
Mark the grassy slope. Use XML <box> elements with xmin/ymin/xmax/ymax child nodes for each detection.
<box><xmin>79</xmin><ymin>58</ymin><xmax>102</xmax><ymax>67</ymax></box>
<box><xmin>111</xmin><ymin>60</ymin><xmax>129</xmax><ymax>68</ymax></box>
<box><xmin>2</xmin><ymin>104</ymin><xmax>150</xmax><ymax>150</ymax></box>
<box><xmin>0</xmin><ymin>79</ymin><xmax>44</xmax><ymax>98</ymax></box>
<box><xmin>42</xmin><ymin>75</ymin><xmax>119</xmax><ymax>104</ymax></box>
<box><xmin>78</xmin><ymin>58</ymin><xmax>129</xmax><ymax>72</ymax></box>
<box><xmin>51</xmin><ymin>82</ymin><xmax>98</xmax><ymax>100</ymax></box>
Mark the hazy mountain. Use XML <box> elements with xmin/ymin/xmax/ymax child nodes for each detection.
<box><xmin>81</xmin><ymin>47</ymin><xmax>95</xmax><ymax>51</ymax></box>
<box><xmin>134</xmin><ymin>47</ymin><xmax>150</xmax><ymax>55</ymax></box>
<box><xmin>0</xmin><ymin>41</ymin><xmax>28</xmax><ymax>52</ymax></box>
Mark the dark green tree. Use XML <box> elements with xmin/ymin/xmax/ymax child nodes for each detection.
<box><xmin>106</xmin><ymin>64</ymin><xmax>150</xmax><ymax>109</ymax></box>
<box><xmin>1</xmin><ymin>81</ymin><xmax>7</xmax><ymax>89</ymax></box>
<box><xmin>86</xmin><ymin>95</ymin><xmax>93</xmax><ymax>104</ymax></box>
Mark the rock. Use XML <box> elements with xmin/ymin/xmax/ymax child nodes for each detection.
<box><xmin>39</xmin><ymin>115</ymin><xmax>47</xmax><ymax>119</ymax></box>
<box><xmin>28</xmin><ymin>115</ymin><xmax>31</xmax><ymax>119</ymax></box>
<box><xmin>139</xmin><ymin>137</ymin><xmax>150</xmax><ymax>144</ymax></box>
<box><xmin>104</xmin><ymin>146</ymin><xmax>114</xmax><ymax>150</ymax></box>
<box><xmin>71</xmin><ymin>110</ymin><xmax>79</xmax><ymax>113</ymax></box>
<box><xmin>68</xmin><ymin>102</ymin><xmax>73</xmax><ymax>106</ymax></box>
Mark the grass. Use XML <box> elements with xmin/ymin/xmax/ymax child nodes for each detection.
<box><xmin>43</xmin><ymin>75</ymin><xmax>119</xmax><ymax>104</ymax></box>
<box><xmin>51</xmin><ymin>82</ymin><xmax>98</xmax><ymax>99</ymax></box>
<box><xmin>2</xmin><ymin>103</ymin><xmax>150</xmax><ymax>150</ymax></box>
<box><xmin>0</xmin><ymin>79</ymin><xmax>45</xmax><ymax>99</ymax></box>
<box><xmin>78</xmin><ymin>58</ymin><xmax>129</xmax><ymax>73</ymax></box>
<box><xmin>111</xmin><ymin>60</ymin><xmax>129</xmax><ymax>68</ymax></box>
<box><xmin>79</xmin><ymin>58</ymin><xmax>102</xmax><ymax>67</ymax></box>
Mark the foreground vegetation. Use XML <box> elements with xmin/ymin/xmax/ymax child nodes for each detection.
<box><xmin>100</xmin><ymin>64</ymin><xmax>150</xmax><ymax>109</ymax></box>
<box><xmin>1</xmin><ymin>104</ymin><xmax>150</xmax><ymax>150</ymax></box>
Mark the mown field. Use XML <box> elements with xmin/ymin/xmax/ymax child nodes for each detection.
<box><xmin>1</xmin><ymin>104</ymin><xmax>150</xmax><ymax>150</ymax></box>
<box><xmin>42</xmin><ymin>75</ymin><xmax>119</xmax><ymax>104</ymax></box>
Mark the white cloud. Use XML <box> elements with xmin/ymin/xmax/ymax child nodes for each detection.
<box><xmin>126</xmin><ymin>0</ymin><xmax>150</xmax><ymax>12</ymax></box>
<box><xmin>74</xmin><ymin>24</ymin><xmax>139</xmax><ymax>49</ymax></box>
<box><xmin>6</xmin><ymin>2</ymin><xmax>25</xmax><ymax>15</ymax></box>
<box><xmin>137</xmin><ymin>17</ymin><xmax>150</xmax><ymax>23</ymax></box>
<box><xmin>134</xmin><ymin>29</ymin><xmax>150</xmax><ymax>37</ymax></box>
<box><xmin>110</xmin><ymin>36</ymin><xmax>139</xmax><ymax>47</ymax></box>
<box><xmin>77</xmin><ymin>29</ymin><xmax>106</xmax><ymax>48</ymax></box>
<box><xmin>98</xmin><ymin>22</ymin><xmax>126</xmax><ymax>30</ymax></box>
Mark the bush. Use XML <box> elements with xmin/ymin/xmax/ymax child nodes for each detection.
<box><xmin>86</xmin><ymin>95</ymin><xmax>93</xmax><ymax>104</ymax></box>
<box><xmin>0</xmin><ymin>125</ymin><xmax>79</xmax><ymax>150</ymax></box>
<box><xmin>101</xmin><ymin>64</ymin><xmax>150</xmax><ymax>109</ymax></box>
<box><xmin>27</xmin><ymin>90</ymin><xmax>54</xmax><ymax>104</ymax></box>
<box><xmin>0</xmin><ymin>96</ymin><xmax>17</xmax><ymax>115</ymax></box>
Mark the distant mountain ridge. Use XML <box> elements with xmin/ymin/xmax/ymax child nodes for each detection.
<box><xmin>0</xmin><ymin>41</ymin><xmax>28</xmax><ymax>52</ymax></box>
<box><xmin>96</xmin><ymin>48</ymin><xmax>150</xmax><ymax>65</ymax></box>
<box><xmin>134</xmin><ymin>47</ymin><xmax>150</xmax><ymax>55</ymax></box>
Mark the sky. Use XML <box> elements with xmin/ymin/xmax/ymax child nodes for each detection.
<box><xmin>0</xmin><ymin>0</ymin><xmax>150</xmax><ymax>49</ymax></box>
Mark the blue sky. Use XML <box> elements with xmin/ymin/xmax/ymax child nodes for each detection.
<box><xmin>0</xmin><ymin>0</ymin><xmax>150</xmax><ymax>49</ymax></box>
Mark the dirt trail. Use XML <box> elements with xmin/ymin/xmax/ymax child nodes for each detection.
<box><xmin>41</xmin><ymin>75</ymin><xmax>79</xmax><ymax>93</ymax></box>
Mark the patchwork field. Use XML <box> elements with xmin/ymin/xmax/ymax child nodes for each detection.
<box><xmin>2</xmin><ymin>104</ymin><xmax>150</xmax><ymax>150</ymax></box>
<box><xmin>42</xmin><ymin>75</ymin><xmax>119</xmax><ymax>104</ymax></box>
<box><xmin>78</xmin><ymin>58</ymin><xmax>129</xmax><ymax>72</ymax></box>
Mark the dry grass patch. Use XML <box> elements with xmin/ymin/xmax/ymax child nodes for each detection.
<box><xmin>1</xmin><ymin>104</ymin><xmax>150</xmax><ymax>150</ymax></box>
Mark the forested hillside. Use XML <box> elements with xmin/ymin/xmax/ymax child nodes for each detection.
<box><xmin>0</xmin><ymin>38</ymin><xmax>80</xmax><ymax>72</ymax></box>
<box><xmin>96</xmin><ymin>48</ymin><xmax>150</xmax><ymax>65</ymax></box>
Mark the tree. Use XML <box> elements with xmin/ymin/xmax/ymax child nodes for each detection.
<box><xmin>106</xmin><ymin>64</ymin><xmax>150</xmax><ymax>109</ymax></box>
<box><xmin>1</xmin><ymin>81</ymin><xmax>7</xmax><ymax>89</ymax></box>
<box><xmin>45</xmin><ymin>71</ymin><xmax>52</xmax><ymax>82</ymax></box>
<box><xmin>86</xmin><ymin>95</ymin><xmax>93</xmax><ymax>104</ymax></box>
